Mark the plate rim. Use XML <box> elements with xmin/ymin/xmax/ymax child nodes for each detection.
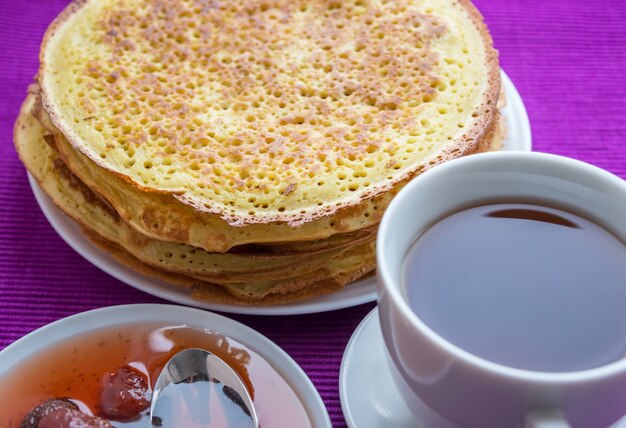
<box><xmin>28</xmin><ymin>68</ymin><xmax>531</xmax><ymax>316</ymax></box>
<box><xmin>500</xmin><ymin>70</ymin><xmax>532</xmax><ymax>152</ymax></box>
<box><xmin>0</xmin><ymin>303</ymin><xmax>332</xmax><ymax>428</ymax></box>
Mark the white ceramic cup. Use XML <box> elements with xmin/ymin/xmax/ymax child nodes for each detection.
<box><xmin>376</xmin><ymin>151</ymin><xmax>626</xmax><ymax>428</ymax></box>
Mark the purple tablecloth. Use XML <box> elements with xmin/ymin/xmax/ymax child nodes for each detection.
<box><xmin>1</xmin><ymin>1</ymin><xmax>625</xmax><ymax>426</ymax></box>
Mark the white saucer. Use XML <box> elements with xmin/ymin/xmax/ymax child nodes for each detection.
<box><xmin>28</xmin><ymin>69</ymin><xmax>530</xmax><ymax>316</ymax></box>
<box><xmin>340</xmin><ymin>308</ymin><xmax>417</xmax><ymax>428</ymax></box>
<box><xmin>0</xmin><ymin>304</ymin><xmax>331</xmax><ymax>428</ymax></box>
<box><xmin>340</xmin><ymin>308</ymin><xmax>626</xmax><ymax>428</ymax></box>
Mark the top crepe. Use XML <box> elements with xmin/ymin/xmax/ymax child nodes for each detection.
<box><xmin>39</xmin><ymin>0</ymin><xmax>499</xmax><ymax>227</ymax></box>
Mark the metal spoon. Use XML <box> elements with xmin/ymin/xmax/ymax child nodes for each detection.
<box><xmin>150</xmin><ymin>348</ymin><xmax>259</xmax><ymax>428</ymax></box>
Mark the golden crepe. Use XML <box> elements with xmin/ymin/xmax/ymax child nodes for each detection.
<box><xmin>16</xmin><ymin>0</ymin><xmax>504</xmax><ymax>304</ymax></box>
<box><xmin>39</xmin><ymin>0</ymin><xmax>499</xmax><ymax>248</ymax></box>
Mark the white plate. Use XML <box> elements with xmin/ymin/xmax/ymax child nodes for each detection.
<box><xmin>0</xmin><ymin>304</ymin><xmax>331</xmax><ymax>428</ymax></box>
<box><xmin>499</xmin><ymin>70</ymin><xmax>532</xmax><ymax>152</ymax></box>
<box><xmin>29</xmin><ymin>69</ymin><xmax>531</xmax><ymax>316</ymax></box>
<box><xmin>340</xmin><ymin>308</ymin><xmax>626</xmax><ymax>428</ymax></box>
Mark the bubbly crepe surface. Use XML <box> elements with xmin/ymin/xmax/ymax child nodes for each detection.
<box><xmin>41</xmin><ymin>0</ymin><xmax>498</xmax><ymax>226</ymax></box>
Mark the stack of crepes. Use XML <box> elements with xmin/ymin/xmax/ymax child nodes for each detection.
<box><xmin>15</xmin><ymin>0</ymin><xmax>502</xmax><ymax>304</ymax></box>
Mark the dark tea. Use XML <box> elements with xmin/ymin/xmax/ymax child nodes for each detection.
<box><xmin>402</xmin><ymin>203</ymin><xmax>626</xmax><ymax>372</ymax></box>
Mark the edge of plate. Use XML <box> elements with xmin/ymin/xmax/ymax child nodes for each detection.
<box><xmin>501</xmin><ymin>70</ymin><xmax>532</xmax><ymax>152</ymax></box>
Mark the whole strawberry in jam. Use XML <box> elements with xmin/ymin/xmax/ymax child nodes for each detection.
<box><xmin>99</xmin><ymin>364</ymin><xmax>150</xmax><ymax>421</ymax></box>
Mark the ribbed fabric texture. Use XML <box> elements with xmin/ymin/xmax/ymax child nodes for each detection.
<box><xmin>1</xmin><ymin>1</ymin><xmax>625</xmax><ymax>426</ymax></box>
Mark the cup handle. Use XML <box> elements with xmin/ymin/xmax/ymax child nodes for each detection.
<box><xmin>525</xmin><ymin>409</ymin><xmax>571</xmax><ymax>428</ymax></box>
